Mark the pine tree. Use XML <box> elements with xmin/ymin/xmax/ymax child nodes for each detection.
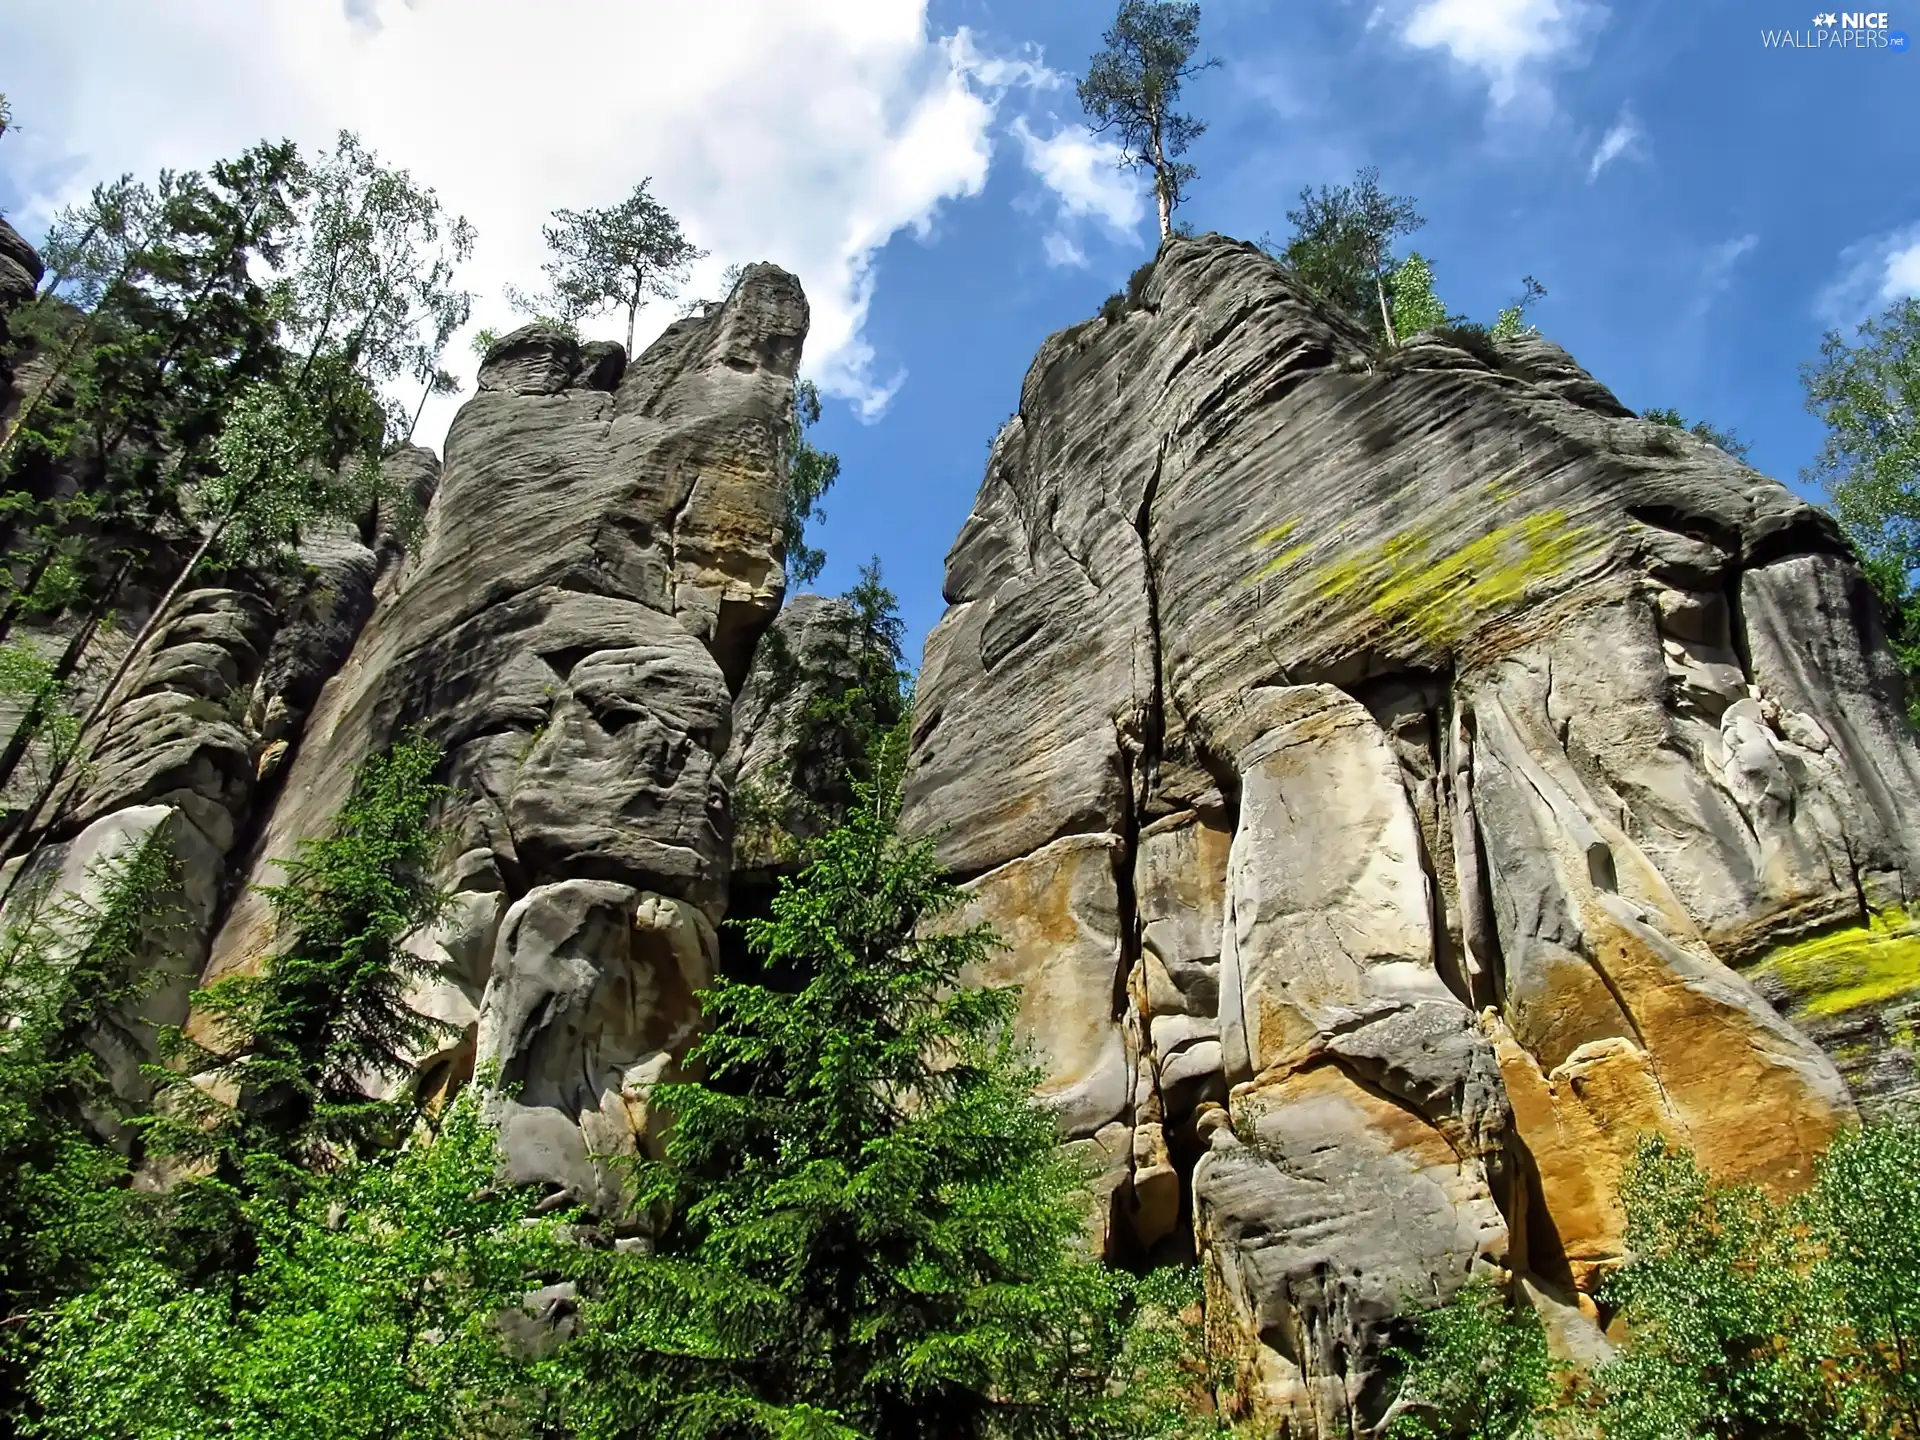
<box><xmin>528</xmin><ymin>179</ymin><xmax>705</xmax><ymax>355</ymax></box>
<box><xmin>1077</xmin><ymin>2</ymin><xmax>1217</xmax><ymax>242</ymax></box>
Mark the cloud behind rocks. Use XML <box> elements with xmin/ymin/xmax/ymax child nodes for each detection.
<box><xmin>0</xmin><ymin>0</ymin><xmax>1060</xmax><ymax>436</ymax></box>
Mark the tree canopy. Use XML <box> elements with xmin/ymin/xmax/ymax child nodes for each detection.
<box><xmin>1803</xmin><ymin>296</ymin><xmax>1920</xmax><ymax>720</ymax></box>
<box><xmin>1275</xmin><ymin>166</ymin><xmax>1424</xmax><ymax>344</ymax></box>
<box><xmin>1078</xmin><ymin>2</ymin><xmax>1217</xmax><ymax>241</ymax></box>
<box><xmin>527</xmin><ymin>179</ymin><xmax>705</xmax><ymax>354</ymax></box>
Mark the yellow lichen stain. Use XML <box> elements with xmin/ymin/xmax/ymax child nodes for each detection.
<box><xmin>1243</xmin><ymin>519</ymin><xmax>1313</xmax><ymax>586</ymax></box>
<box><xmin>1247</xmin><ymin>542</ymin><xmax>1311</xmax><ymax>584</ymax></box>
<box><xmin>1306</xmin><ymin>509</ymin><xmax>1593</xmax><ymax>650</ymax></box>
<box><xmin>1752</xmin><ymin>907</ymin><xmax>1920</xmax><ymax>1018</ymax></box>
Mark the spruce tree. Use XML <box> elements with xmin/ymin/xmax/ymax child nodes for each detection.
<box><xmin>152</xmin><ymin>733</ymin><xmax>452</xmax><ymax>1179</ymax></box>
<box><xmin>548</xmin><ymin>761</ymin><xmax>1210</xmax><ymax>1439</ymax></box>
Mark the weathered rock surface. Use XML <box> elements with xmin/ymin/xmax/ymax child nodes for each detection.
<box><xmin>200</xmin><ymin>271</ymin><xmax>808</xmax><ymax>1206</ymax></box>
<box><xmin>904</xmin><ymin>234</ymin><xmax>1912</xmax><ymax>1433</ymax></box>
<box><xmin>722</xmin><ymin>592</ymin><xmax>856</xmax><ymax>874</ymax></box>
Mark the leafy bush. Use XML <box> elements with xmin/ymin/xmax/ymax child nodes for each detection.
<box><xmin>1384</xmin><ymin>1276</ymin><xmax>1559</xmax><ymax>1440</ymax></box>
<box><xmin>1128</xmin><ymin>257</ymin><xmax>1158</xmax><ymax>307</ymax></box>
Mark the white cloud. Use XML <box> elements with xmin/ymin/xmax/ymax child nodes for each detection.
<box><xmin>1705</xmin><ymin>233</ymin><xmax>1759</xmax><ymax>284</ymax></box>
<box><xmin>1887</xmin><ymin>240</ymin><xmax>1920</xmax><ymax>299</ymax></box>
<box><xmin>1685</xmin><ymin>232</ymin><xmax>1757</xmax><ymax>322</ymax></box>
<box><xmin>1816</xmin><ymin>222</ymin><xmax>1920</xmax><ymax>326</ymax></box>
<box><xmin>1397</xmin><ymin>0</ymin><xmax>1609</xmax><ymax>107</ymax></box>
<box><xmin>1009</xmin><ymin>115</ymin><xmax>1147</xmax><ymax>252</ymax></box>
<box><xmin>1042</xmin><ymin>231</ymin><xmax>1088</xmax><ymax>269</ymax></box>
<box><xmin>1587</xmin><ymin>104</ymin><xmax>1641</xmax><ymax>181</ymax></box>
<box><xmin>0</xmin><ymin>0</ymin><xmax>1052</xmax><ymax>435</ymax></box>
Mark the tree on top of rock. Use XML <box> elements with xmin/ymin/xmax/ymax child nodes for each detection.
<box><xmin>1077</xmin><ymin>1</ymin><xmax>1218</xmax><ymax>242</ymax></box>
<box><xmin>529</xmin><ymin>179</ymin><xmax>706</xmax><ymax>356</ymax></box>
<box><xmin>1275</xmin><ymin>166</ymin><xmax>1425</xmax><ymax>346</ymax></box>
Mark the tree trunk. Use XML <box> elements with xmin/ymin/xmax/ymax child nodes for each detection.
<box><xmin>1150</xmin><ymin>112</ymin><xmax>1172</xmax><ymax>241</ymax></box>
<box><xmin>406</xmin><ymin>376</ymin><xmax>433</xmax><ymax>443</ymax></box>
<box><xmin>1373</xmin><ymin>264</ymin><xmax>1397</xmax><ymax>348</ymax></box>
<box><xmin>0</xmin><ymin>516</ymin><xmax>226</xmax><ymax>874</ymax></box>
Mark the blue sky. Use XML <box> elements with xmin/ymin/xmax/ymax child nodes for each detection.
<box><xmin>802</xmin><ymin>0</ymin><xmax>1919</xmax><ymax>657</ymax></box>
<box><xmin>2</xmin><ymin>0</ymin><xmax>1915</xmax><ymax>666</ymax></box>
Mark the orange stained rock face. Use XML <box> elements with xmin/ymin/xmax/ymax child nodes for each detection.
<box><xmin>953</xmin><ymin>832</ymin><xmax>1128</xmax><ymax>1132</ymax></box>
<box><xmin>1492</xmin><ymin>1021</ymin><xmax>1665</xmax><ymax>1292</ymax></box>
<box><xmin>1494</xmin><ymin>899</ymin><xmax>1854</xmax><ymax>1294</ymax></box>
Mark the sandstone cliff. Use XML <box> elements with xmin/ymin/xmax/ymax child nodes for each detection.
<box><xmin>0</xmin><ymin>245</ymin><xmax>810</xmax><ymax>1209</ymax></box>
<box><xmin>9</xmin><ymin>204</ymin><xmax>1920</xmax><ymax>1437</ymax></box>
<box><xmin>902</xmin><ymin>233</ymin><xmax>1920</xmax><ymax>1435</ymax></box>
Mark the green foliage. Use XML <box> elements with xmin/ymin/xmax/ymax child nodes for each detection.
<box><xmin>1128</xmin><ymin>256</ymin><xmax>1160</xmax><ymax>306</ymax></box>
<box><xmin>1</xmin><ymin>146</ymin><xmax>300</xmax><ymax>634</ymax></box>
<box><xmin>783</xmin><ymin>379</ymin><xmax>841</xmax><ymax>586</ymax></box>
<box><xmin>153</xmin><ymin>733</ymin><xmax>451</xmax><ymax>1172</ymax></box>
<box><xmin>26</xmin><ymin>1086</ymin><xmax>568</xmax><ymax>1440</ymax></box>
<box><xmin>1641</xmin><ymin>405</ymin><xmax>1752</xmax><ymax>462</ymax></box>
<box><xmin>737</xmin><ymin>561</ymin><xmax>909</xmax><ymax>867</ymax></box>
<box><xmin>1803</xmin><ymin>1117</ymin><xmax>1920</xmax><ymax>1434</ymax></box>
<box><xmin>1802</xmin><ymin>297</ymin><xmax>1920</xmax><ymax>721</ymax></box>
<box><xmin>0</xmin><ymin>644</ymin><xmax>80</xmax><ymax>791</ymax></box>
<box><xmin>1490</xmin><ymin>276</ymin><xmax>1548</xmax><ymax>342</ymax></box>
<box><xmin>545</xmin><ymin>770</ymin><xmax>1214</xmax><ymax>1438</ymax></box>
<box><xmin>528</xmin><ymin>178</ymin><xmax>705</xmax><ymax>353</ymax></box>
<box><xmin>1590</xmin><ymin>1135</ymin><xmax>1840</xmax><ymax>1439</ymax></box>
<box><xmin>0</xmin><ymin>825</ymin><xmax>181</xmax><ymax>1424</ymax></box>
<box><xmin>195</xmin><ymin>380</ymin><xmax>364</xmax><ymax>567</ymax></box>
<box><xmin>1077</xmin><ymin>2</ymin><xmax>1217</xmax><ymax>238</ymax></box>
<box><xmin>471</xmin><ymin>313</ymin><xmax>581</xmax><ymax>359</ymax></box>
<box><xmin>1273</xmin><ymin>166</ymin><xmax>1424</xmax><ymax>343</ymax></box>
<box><xmin>1389</xmin><ymin>252</ymin><xmax>1448</xmax><ymax>343</ymax></box>
<box><xmin>1388</xmin><ymin>1122</ymin><xmax>1920</xmax><ymax>1440</ymax></box>
<box><xmin>1384</xmin><ymin>1278</ymin><xmax>1559</xmax><ymax>1440</ymax></box>
<box><xmin>1431</xmin><ymin>321</ymin><xmax>1504</xmax><ymax>368</ymax></box>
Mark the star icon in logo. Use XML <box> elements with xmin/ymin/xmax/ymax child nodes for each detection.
<box><xmin>1820</xmin><ymin>11</ymin><xmax>1839</xmax><ymax>22</ymax></box>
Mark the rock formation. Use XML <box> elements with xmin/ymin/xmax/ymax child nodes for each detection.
<box><xmin>902</xmin><ymin>234</ymin><xmax>1919</xmax><ymax>1435</ymax></box>
<box><xmin>9</xmin><ymin>198</ymin><xmax>1920</xmax><ymax>1436</ymax></box>
<box><xmin>0</xmin><ymin>229</ymin><xmax>810</xmax><ymax>1212</ymax></box>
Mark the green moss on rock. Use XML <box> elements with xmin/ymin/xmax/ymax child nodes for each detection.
<box><xmin>1296</xmin><ymin>509</ymin><xmax>1592</xmax><ymax>650</ymax></box>
<box><xmin>1752</xmin><ymin>908</ymin><xmax>1920</xmax><ymax>1018</ymax></box>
